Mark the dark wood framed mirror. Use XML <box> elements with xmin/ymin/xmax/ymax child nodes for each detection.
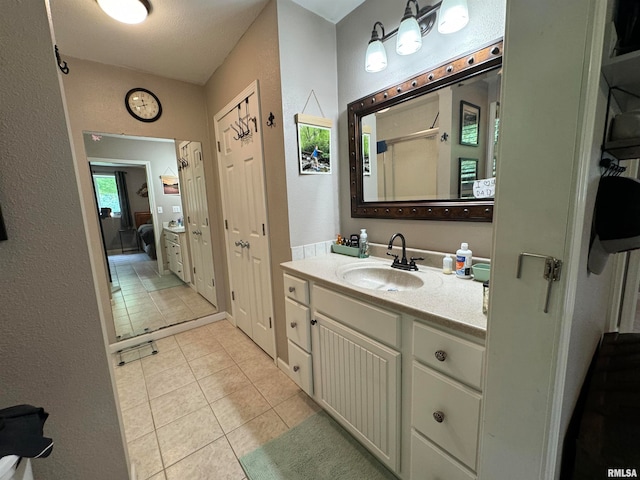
<box><xmin>348</xmin><ymin>40</ymin><xmax>503</xmax><ymax>222</ymax></box>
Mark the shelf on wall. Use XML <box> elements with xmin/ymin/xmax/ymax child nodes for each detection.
<box><xmin>603</xmin><ymin>137</ymin><xmax>640</xmax><ymax>160</ymax></box>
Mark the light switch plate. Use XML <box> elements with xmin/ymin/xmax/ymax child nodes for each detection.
<box><xmin>157</xmin><ymin>206</ymin><xmax>163</xmax><ymax>213</ymax></box>
<box><xmin>172</xmin><ymin>206</ymin><xmax>181</xmax><ymax>213</ymax></box>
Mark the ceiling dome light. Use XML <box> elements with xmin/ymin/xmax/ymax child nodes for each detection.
<box><xmin>437</xmin><ymin>0</ymin><xmax>469</xmax><ymax>34</ymax></box>
<box><xmin>365</xmin><ymin>22</ymin><xmax>388</xmax><ymax>73</ymax></box>
<box><xmin>97</xmin><ymin>0</ymin><xmax>150</xmax><ymax>25</ymax></box>
<box><xmin>396</xmin><ymin>0</ymin><xmax>422</xmax><ymax>56</ymax></box>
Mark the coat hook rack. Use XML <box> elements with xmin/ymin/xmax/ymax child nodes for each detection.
<box><xmin>55</xmin><ymin>45</ymin><xmax>69</xmax><ymax>75</ymax></box>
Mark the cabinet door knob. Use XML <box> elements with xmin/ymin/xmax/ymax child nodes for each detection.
<box><xmin>433</xmin><ymin>411</ymin><xmax>445</xmax><ymax>423</ymax></box>
<box><xmin>288</xmin><ymin>286</ymin><xmax>295</xmax><ymax>292</ymax></box>
<box><xmin>293</xmin><ymin>365</ymin><xmax>300</xmax><ymax>372</ymax></box>
<box><xmin>310</xmin><ymin>319</ymin><xmax>317</xmax><ymax>326</ymax></box>
<box><xmin>290</xmin><ymin>321</ymin><xmax>297</xmax><ymax>328</ymax></box>
<box><xmin>434</xmin><ymin>350</ymin><xmax>447</xmax><ymax>362</ymax></box>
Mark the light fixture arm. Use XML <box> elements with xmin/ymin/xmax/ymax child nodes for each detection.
<box><xmin>374</xmin><ymin>0</ymin><xmax>442</xmax><ymax>44</ymax></box>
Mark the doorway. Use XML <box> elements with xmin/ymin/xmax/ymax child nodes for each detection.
<box><xmin>84</xmin><ymin>132</ymin><xmax>218</xmax><ymax>341</ymax></box>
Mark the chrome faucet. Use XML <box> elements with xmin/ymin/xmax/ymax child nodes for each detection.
<box><xmin>387</xmin><ymin>233</ymin><xmax>423</xmax><ymax>271</ymax></box>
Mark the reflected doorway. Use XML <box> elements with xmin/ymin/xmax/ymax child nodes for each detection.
<box><xmin>84</xmin><ymin>132</ymin><xmax>218</xmax><ymax>341</ymax></box>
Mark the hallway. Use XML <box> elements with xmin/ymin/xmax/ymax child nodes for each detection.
<box><xmin>113</xmin><ymin>320</ymin><xmax>320</xmax><ymax>479</ymax></box>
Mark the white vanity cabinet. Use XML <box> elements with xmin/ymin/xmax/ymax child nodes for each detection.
<box><xmin>283</xmin><ymin>273</ymin><xmax>313</xmax><ymax>395</ymax></box>
<box><xmin>312</xmin><ymin>285</ymin><xmax>401</xmax><ymax>472</ymax></box>
<box><xmin>163</xmin><ymin>229</ymin><xmax>190</xmax><ymax>283</ymax></box>
<box><xmin>410</xmin><ymin>321</ymin><xmax>484</xmax><ymax>479</ymax></box>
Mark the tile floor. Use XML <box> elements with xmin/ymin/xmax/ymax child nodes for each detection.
<box><xmin>109</xmin><ymin>253</ymin><xmax>217</xmax><ymax>339</ymax></box>
<box><xmin>113</xmin><ymin>320</ymin><xmax>321</xmax><ymax>479</ymax></box>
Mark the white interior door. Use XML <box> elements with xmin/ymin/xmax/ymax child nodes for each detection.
<box><xmin>215</xmin><ymin>81</ymin><xmax>275</xmax><ymax>358</ymax></box>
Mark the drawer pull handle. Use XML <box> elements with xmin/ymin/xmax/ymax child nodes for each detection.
<box><xmin>293</xmin><ymin>365</ymin><xmax>300</xmax><ymax>372</ymax></box>
<box><xmin>288</xmin><ymin>286</ymin><xmax>296</xmax><ymax>292</ymax></box>
<box><xmin>310</xmin><ymin>319</ymin><xmax>317</xmax><ymax>326</ymax></box>
<box><xmin>433</xmin><ymin>411</ymin><xmax>445</xmax><ymax>423</ymax></box>
<box><xmin>434</xmin><ymin>350</ymin><xmax>447</xmax><ymax>362</ymax></box>
<box><xmin>290</xmin><ymin>321</ymin><xmax>297</xmax><ymax>328</ymax></box>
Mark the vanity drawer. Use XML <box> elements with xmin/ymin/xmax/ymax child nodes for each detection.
<box><xmin>410</xmin><ymin>430</ymin><xmax>476</xmax><ymax>480</ymax></box>
<box><xmin>313</xmin><ymin>285</ymin><xmax>400</xmax><ymax>349</ymax></box>
<box><xmin>288</xmin><ymin>339</ymin><xmax>313</xmax><ymax>395</ymax></box>
<box><xmin>413</xmin><ymin>321</ymin><xmax>484</xmax><ymax>391</ymax></box>
<box><xmin>171</xmin><ymin>243</ymin><xmax>183</xmax><ymax>263</ymax></box>
<box><xmin>164</xmin><ymin>231</ymin><xmax>179</xmax><ymax>243</ymax></box>
<box><xmin>284</xmin><ymin>273</ymin><xmax>310</xmax><ymax>305</ymax></box>
<box><xmin>412</xmin><ymin>362</ymin><xmax>481</xmax><ymax>470</ymax></box>
<box><xmin>285</xmin><ymin>298</ymin><xmax>311</xmax><ymax>351</ymax></box>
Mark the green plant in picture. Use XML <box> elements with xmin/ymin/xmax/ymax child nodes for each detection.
<box><xmin>298</xmin><ymin>123</ymin><xmax>331</xmax><ymax>174</ymax></box>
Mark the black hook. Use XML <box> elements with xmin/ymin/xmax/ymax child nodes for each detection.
<box><xmin>267</xmin><ymin>112</ymin><xmax>275</xmax><ymax>127</ymax></box>
<box><xmin>55</xmin><ymin>45</ymin><xmax>69</xmax><ymax>75</ymax></box>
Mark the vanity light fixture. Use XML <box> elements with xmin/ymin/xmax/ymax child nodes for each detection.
<box><xmin>365</xmin><ymin>0</ymin><xmax>470</xmax><ymax>72</ymax></box>
<box><xmin>97</xmin><ymin>0</ymin><xmax>150</xmax><ymax>25</ymax></box>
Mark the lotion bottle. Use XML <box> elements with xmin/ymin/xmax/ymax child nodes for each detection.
<box><xmin>455</xmin><ymin>243</ymin><xmax>472</xmax><ymax>279</ymax></box>
<box><xmin>359</xmin><ymin>229</ymin><xmax>369</xmax><ymax>258</ymax></box>
<box><xmin>442</xmin><ymin>254</ymin><xmax>453</xmax><ymax>274</ymax></box>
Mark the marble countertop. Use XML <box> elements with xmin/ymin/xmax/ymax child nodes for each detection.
<box><xmin>164</xmin><ymin>225</ymin><xmax>185</xmax><ymax>233</ymax></box>
<box><xmin>281</xmin><ymin>253</ymin><xmax>488</xmax><ymax>339</ymax></box>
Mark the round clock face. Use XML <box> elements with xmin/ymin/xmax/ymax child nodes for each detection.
<box><xmin>125</xmin><ymin>88</ymin><xmax>162</xmax><ymax>122</ymax></box>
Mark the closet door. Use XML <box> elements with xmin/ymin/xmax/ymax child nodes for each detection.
<box><xmin>215</xmin><ymin>81</ymin><xmax>275</xmax><ymax>358</ymax></box>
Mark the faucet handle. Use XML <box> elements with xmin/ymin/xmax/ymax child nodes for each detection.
<box><xmin>410</xmin><ymin>256</ymin><xmax>425</xmax><ymax>262</ymax></box>
<box><xmin>387</xmin><ymin>251</ymin><xmax>399</xmax><ymax>260</ymax></box>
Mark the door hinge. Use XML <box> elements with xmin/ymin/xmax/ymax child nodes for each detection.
<box><xmin>269</xmin><ymin>317</ymin><xmax>272</xmax><ymax>328</ymax></box>
<box><xmin>212</xmin><ymin>278</ymin><xmax>215</xmax><ymax>287</ymax></box>
<box><xmin>187</xmin><ymin>215</ymin><xmax>190</xmax><ymax>224</ymax></box>
<box><xmin>206</xmin><ymin>218</ymin><xmax>209</xmax><ymax>227</ymax></box>
<box><xmin>217</xmin><ymin>141</ymin><xmax>221</xmax><ymax>152</ymax></box>
<box><xmin>231</xmin><ymin>290</ymin><xmax>235</xmax><ymax>301</ymax></box>
<box><xmin>262</xmin><ymin>224</ymin><xmax>266</xmax><ymax>236</ymax></box>
<box><xmin>193</xmin><ymin>267</ymin><xmax>196</xmax><ymax>274</ymax></box>
<box><xmin>225</xmin><ymin>219</ymin><xmax>228</xmax><ymax>230</ymax></box>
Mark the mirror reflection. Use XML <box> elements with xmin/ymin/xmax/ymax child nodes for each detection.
<box><xmin>84</xmin><ymin>133</ymin><xmax>218</xmax><ymax>341</ymax></box>
<box><xmin>361</xmin><ymin>69</ymin><xmax>501</xmax><ymax>203</ymax></box>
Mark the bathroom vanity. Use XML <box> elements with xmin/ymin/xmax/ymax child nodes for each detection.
<box><xmin>281</xmin><ymin>253</ymin><xmax>487</xmax><ymax>480</ymax></box>
<box><xmin>163</xmin><ymin>227</ymin><xmax>190</xmax><ymax>283</ymax></box>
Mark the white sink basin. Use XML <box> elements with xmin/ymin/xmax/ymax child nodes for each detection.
<box><xmin>337</xmin><ymin>262</ymin><xmax>440</xmax><ymax>292</ymax></box>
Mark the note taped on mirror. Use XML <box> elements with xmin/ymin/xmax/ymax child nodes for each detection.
<box><xmin>473</xmin><ymin>178</ymin><xmax>496</xmax><ymax>199</ymax></box>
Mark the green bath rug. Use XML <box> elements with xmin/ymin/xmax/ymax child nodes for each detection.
<box><xmin>239</xmin><ymin>410</ymin><xmax>398</xmax><ymax>480</ymax></box>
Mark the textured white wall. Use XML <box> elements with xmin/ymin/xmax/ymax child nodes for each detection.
<box><xmin>277</xmin><ymin>0</ymin><xmax>340</xmax><ymax>247</ymax></box>
<box><xmin>0</xmin><ymin>1</ymin><xmax>128</xmax><ymax>478</ymax></box>
<box><xmin>337</xmin><ymin>0</ymin><xmax>506</xmax><ymax>257</ymax></box>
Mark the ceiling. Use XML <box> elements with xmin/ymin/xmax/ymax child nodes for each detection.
<box><xmin>49</xmin><ymin>0</ymin><xmax>364</xmax><ymax>85</ymax></box>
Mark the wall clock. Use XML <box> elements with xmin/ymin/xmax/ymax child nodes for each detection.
<box><xmin>125</xmin><ymin>88</ymin><xmax>162</xmax><ymax>122</ymax></box>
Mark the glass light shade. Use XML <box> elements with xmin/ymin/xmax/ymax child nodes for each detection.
<box><xmin>365</xmin><ymin>40</ymin><xmax>388</xmax><ymax>72</ymax></box>
<box><xmin>437</xmin><ymin>0</ymin><xmax>469</xmax><ymax>34</ymax></box>
<box><xmin>396</xmin><ymin>16</ymin><xmax>422</xmax><ymax>55</ymax></box>
<box><xmin>97</xmin><ymin>0</ymin><xmax>149</xmax><ymax>24</ymax></box>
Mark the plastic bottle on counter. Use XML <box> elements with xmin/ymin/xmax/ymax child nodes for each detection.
<box><xmin>455</xmin><ymin>243</ymin><xmax>472</xmax><ymax>279</ymax></box>
<box><xmin>359</xmin><ymin>228</ymin><xmax>369</xmax><ymax>258</ymax></box>
<box><xmin>442</xmin><ymin>254</ymin><xmax>453</xmax><ymax>274</ymax></box>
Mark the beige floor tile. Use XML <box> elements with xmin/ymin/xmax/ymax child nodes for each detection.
<box><xmin>127</xmin><ymin>302</ymin><xmax>162</xmax><ymax>315</ymax></box>
<box><xmin>197</xmin><ymin>365</ymin><xmax>251</xmax><ymax>404</ymax></box>
<box><xmin>116</xmin><ymin>378</ymin><xmax>149</xmax><ymax>411</ymax></box>
<box><xmin>164</xmin><ymin>310</ymin><xmax>197</xmax><ymax>325</ymax></box>
<box><xmin>122</xmin><ymin>402</ymin><xmax>155</xmax><ymax>442</ymax></box>
<box><xmin>116</xmin><ymin>324</ymin><xmax>134</xmax><ymax>338</ymax></box>
<box><xmin>210</xmin><ymin>384</ymin><xmax>271</xmax><ymax>433</ymax></box>
<box><xmin>180</xmin><ymin>336</ymin><xmax>224</xmax><ymax>362</ymax></box>
<box><xmin>207</xmin><ymin>320</ymin><xmax>237</xmax><ymax>336</ymax></box>
<box><xmin>114</xmin><ymin>359</ymin><xmax>144</xmax><ymax>386</ymax></box>
<box><xmin>226</xmin><ymin>409</ymin><xmax>289</xmax><ymax>458</ymax></box>
<box><xmin>150</xmin><ymin>381</ymin><xmax>207</xmax><ymax>428</ymax></box>
<box><xmin>141</xmin><ymin>345</ymin><xmax>187</xmax><ymax>377</ymax></box>
<box><xmin>165</xmin><ymin>437</ymin><xmax>245</xmax><ymax>480</ymax></box>
<box><xmin>153</xmin><ymin>336</ymin><xmax>179</xmax><ymax>352</ymax></box>
<box><xmin>156</xmin><ymin>405</ymin><xmax>224</xmax><ymax>467</ymax></box>
<box><xmin>112</xmin><ymin>307</ymin><xmax>129</xmax><ymax>317</ymax></box>
<box><xmin>252</xmin><ymin>370</ymin><xmax>300</xmax><ymax>407</ymax></box>
<box><xmin>189</xmin><ymin>349</ymin><xmax>235</xmax><ymax>380</ymax></box>
<box><xmin>222</xmin><ymin>337</ymin><xmax>267</xmax><ymax>364</ymax></box>
<box><xmin>127</xmin><ymin>431</ymin><xmax>164</xmax><ymax>480</ymax></box>
<box><xmin>175</xmin><ymin>325</ymin><xmax>215</xmax><ymax>347</ymax></box>
<box><xmin>171</xmin><ymin>285</ymin><xmax>200</xmax><ymax>299</ymax></box>
<box><xmin>160</xmin><ymin>304</ymin><xmax>191</xmax><ymax>316</ymax></box>
<box><xmin>122</xmin><ymin>288</ymin><xmax>149</xmax><ymax>299</ymax></box>
<box><xmin>273</xmin><ymin>391</ymin><xmax>321</xmax><ymax>428</ymax></box>
<box><xmin>147</xmin><ymin>472</ymin><xmax>166</xmax><ymax>480</ymax></box>
<box><xmin>236</xmin><ymin>352</ymin><xmax>280</xmax><ymax>383</ymax></box>
<box><xmin>146</xmin><ymin>363</ymin><xmax>196</xmax><ymax>399</ymax></box>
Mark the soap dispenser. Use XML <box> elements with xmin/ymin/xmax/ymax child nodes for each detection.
<box><xmin>359</xmin><ymin>229</ymin><xmax>369</xmax><ymax>258</ymax></box>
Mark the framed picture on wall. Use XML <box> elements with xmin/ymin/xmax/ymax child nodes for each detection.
<box><xmin>362</xmin><ymin>132</ymin><xmax>371</xmax><ymax>176</ymax></box>
<box><xmin>460</xmin><ymin>101</ymin><xmax>480</xmax><ymax>146</ymax></box>
<box><xmin>295</xmin><ymin>114</ymin><xmax>333</xmax><ymax>175</ymax></box>
<box><xmin>160</xmin><ymin>175</ymin><xmax>180</xmax><ymax>195</ymax></box>
<box><xmin>459</xmin><ymin>158</ymin><xmax>479</xmax><ymax>198</ymax></box>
